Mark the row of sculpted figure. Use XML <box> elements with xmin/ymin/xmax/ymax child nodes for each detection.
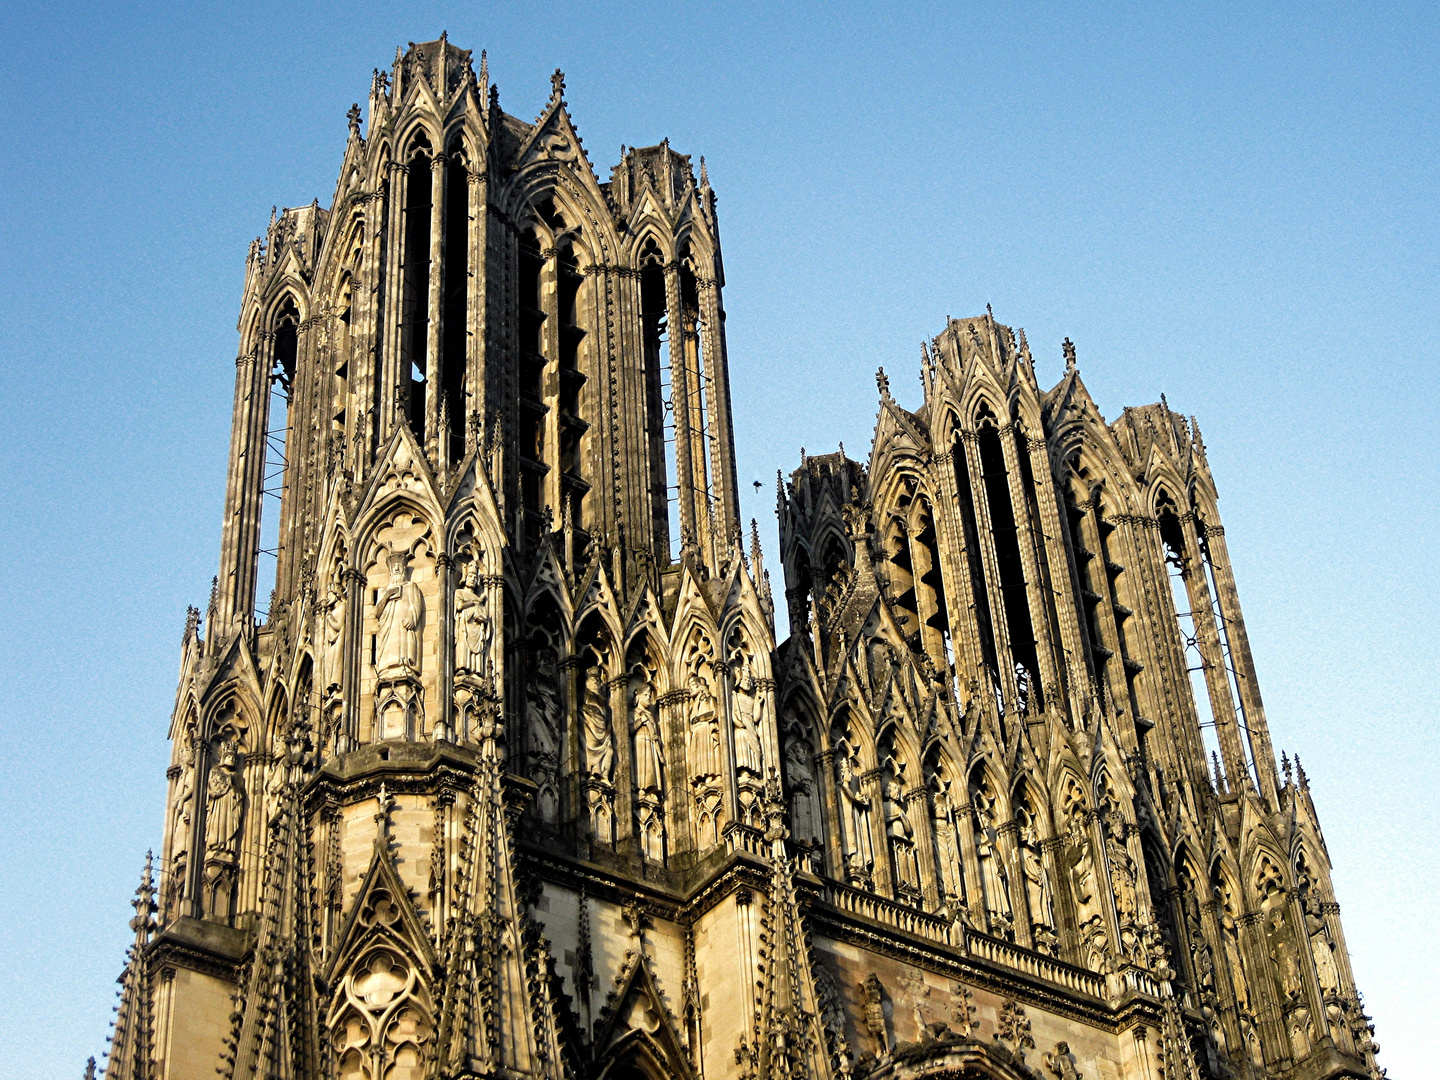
<box><xmin>511</xmin><ymin>616</ymin><xmax>774</xmax><ymax>865</ymax></box>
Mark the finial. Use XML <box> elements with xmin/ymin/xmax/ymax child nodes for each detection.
<box><xmin>1211</xmin><ymin>751</ymin><xmax>1224</xmax><ymax>791</ymax></box>
<box><xmin>775</xmin><ymin>470</ymin><xmax>785</xmax><ymax>507</ymax></box>
<box><xmin>269</xmin><ymin>205</ymin><xmax>277</xmax><ymax>230</ymax></box>
<box><xmin>1161</xmin><ymin>392</ymin><xmax>1170</xmax><ymax>414</ymax></box>
<box><xmin>550</xmin><ymin>68</ymin><xmax>565</xmax><ymax>99</ymax></box>
<box><xmin>876</xmin><ymin>367</ymin><xmax>890</xmax><ymax>398</ymax></box>
<box><xmin>750</xmin><ymin>517</ymin><xmax>762</xmax><ymax>559</ymax></box>
<box><xmin>489</xmin><ymin>82</ymin><xmax>500</xmax><ymax>115</ymax></box>
<box><xmin>84</xmin><ymin>1057</ymin><xmax>96</xmax><ymax>1080</ymax></box>
<box><xmin>1281</xmin><ymin>752</ymin><xmax>1292</xmax><ymax>784</ymax></box>
<box><xmin>838</xmin><ymin>441</ymin><xmax>845</xmax><ymax>459</ymax></box>
<box><xmin>347</xmin><ymin>102</ymin><xmax>362</xmax><ymax>136</ymax></box>
<box><xmin>987</xmin><ymin>302</ymin><xmax>994</xmax><ymax>318</ymax></box>
<box><xmin>374</xmin><ymin>783</ymin><xmax>395</xmax><ymax>852</ymax></box>
<box><xmin>479</xmin><ymin>49</ymin><xmax>487</xmax><ymax>90</ymax></box>
<box><xmin>699</xmin><ymin>155</ymin><xmax>709</xmax><ymax>188</ymax></box>
<box><xmin>1062</xmin><ymin>337</ymin><xmax>1077</xmax><ymax>372</ymax></box>
<box><xmin>799</xmin><ymin>446</ymin><xmax>806</xmax><ymax>464</ymax></box>
<box><xmin>1295</xmin><ymin>755</ymin><xmax>1309</xmax><ymax>789</ymax></box>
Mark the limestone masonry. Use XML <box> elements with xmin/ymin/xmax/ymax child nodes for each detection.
<box><xmin>97</xmin><ymin>36</ymin><xmax>1382</xmax><ymax>1080</ymax></box>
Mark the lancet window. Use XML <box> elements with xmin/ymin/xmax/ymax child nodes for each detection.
<box><xmin>440</xmin><ymin>143</ymin><xmax>469</xmax><ymax>467</ymax></box>
<box><xmin>517</xmin><ymin>226</ymin><xmax>547</xmax><ymax>538</ymax></box>
<box><xmin>952</xmin><ymin>432</ymin><xmax>1001</xmax><ymax>705</ymax></box>
<box><xmin>401</xmin><ymin>137</ymin><xmax>433</xmax><ymax>442</ymax></box>
<box><xmin>975</xmin><ymin>406</ymin><xmax>1042</xmax><ymax>714</ymax></box>
<box><xmin>639</xmin><ymin>240</ymin><xmax>677</xmax><ymax>562</ymax></box>
<box><xmin>256</xmin><ymin>298</ymin><xmax>299</xmax><ymax>617</ymax></box>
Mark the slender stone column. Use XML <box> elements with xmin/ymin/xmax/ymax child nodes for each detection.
<box><xmin>1178</xmin><ymin>513</ymin><xmax>1249</xmax><ymax>790</ymax></box>
<box><xmin>663</xmin><ymin>262</ymin><xmax>698</xmax><ymax>556</ymax></box>
<box><xmin>698</xmin><ymin>278</ymin><xmax>740</xmax><ymax>546</ymax></box>
<box><xmin>466</xmin><ymin>170</ymin><xmax>488</xmax><ymax>453</ymax></box>
<box><xmin>379</xmin><ymin>160</ymin><xmax>407</xmax><ymax>441</ymax></box>
<box><xmin>1202</xmin><ymin>524</ymin><xmax>1280</xmax><ymax>801</ymax></box>
<box><xmin>215</xmin><ymin>345</ymin><xmax>269</xmax><ymax>632</ymax></box>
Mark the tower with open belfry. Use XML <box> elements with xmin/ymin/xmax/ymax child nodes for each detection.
<box><xmin>99</xmin><ymin>36</ymin><xmax>1382</xmax><ymax>1080</ymax></box>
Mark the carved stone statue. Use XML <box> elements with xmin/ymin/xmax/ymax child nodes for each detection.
<box><xmin>202</xmin><ymin>741</ymin><xmax>244</xmax><ymax>919</ymax></box>
<box><xmin>836</xmin><ymin>752</ymin><xmax>875</xmax><ymax>884</ymax></box>
<box><xmin>165</xmin><ymin>735</ymin><xmax>197</xmax><ymax>917</ymax></box>
<box><xmin>973</xmin><ymin>788</ymin><xmax>1012</xmax><ymax>926</ymax></box>
<box><xmin>631</xmin><ymin>682</ymin><xmax>663</xmax><ymax>795</ymax></box>
<box><xmin>581</xmin><ymin>668</ymin><xmax>613</xmax><ymax>781</ymax></box>
<box><xmin>685</xmin><ymin>673</ymin><xmax>722</xmax><ymax>780</ymax></box>
<box><xmin>321</xmin><ymin>578</ymin><xmax>345</xmax><ymax>692</ymax></box>
<box><xmin>1104</xmin><ymin>817</ymin><xmax>1138</xmax><ymax>922</ymax></box>
<box><xmin>884</xmin><ymin>778</ymin><xmax>919</xmax><ymax>891</ymax></box>
<box><xmin>1065</xmin><ymin>817</ymin><xmax>1100</xmax><ymax>922</ymax></box>
<box><xmin>1265</xmin><ymin>906</ymin><xmax>1304</xmax><ymax>1001</ymax></box>
<box><xmin>930</xmin><ymin>789</ymin><xmax>965</xmax><ymax>905</ymax></box>
<box><xmin>730</xmin><ymin>657</ymin><xmax>764</xmax><ymax>775</ymax></box>
<box><xmin>1304</xmin><ymin>894</ymin><xmax>1340</xmax><ymax>993</ymax></box>
<box><xmin>1020</xmin><ymin>822</ymin><xmax>1055</xmax><ymax>931</ymax></box>
<box><xmin>375</xmin><ymin>551</ymin><xmax>423</xmax><ymax>677</ymax></box>
<box><xmin>453</xmin><ymin>559</ymin><xmax>492</xmax><ymax>680</ymax></box>
<box><xmin>860</xmin><ymin>972</ymin><xmax>888</xmax><ymax>1056</ymax></box>
<box><xmin>526</xmin><ymin>648</ymin><xmax>561</xmax><ymax>758</ymax></box>
<box><xmin>784</xmin><ymin>736</ymin><xmax>820</xmax><ymax>846</ymax></box>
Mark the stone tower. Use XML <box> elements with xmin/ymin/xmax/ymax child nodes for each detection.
<box><xmin>101</xmin><ymin>38</ymin><xmax>1380</xmax><ymax>1080</ymax></box>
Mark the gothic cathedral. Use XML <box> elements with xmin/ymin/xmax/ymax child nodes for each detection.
<box><xmin>98</xmin><ymin>37</ymin><xmax>1382</xmax><ymax>1080</ymax></box>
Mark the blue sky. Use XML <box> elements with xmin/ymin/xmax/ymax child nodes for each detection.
<box><xmin>0</xmin><ymin>2</ymin><xmax>1434</xmax><ymax>1076</ymax></box>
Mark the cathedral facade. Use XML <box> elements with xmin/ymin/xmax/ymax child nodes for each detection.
<box><xmin>99</xmin><ymin>37</ymin><xmax>1381</xmax><ymax>1080</ymax></box>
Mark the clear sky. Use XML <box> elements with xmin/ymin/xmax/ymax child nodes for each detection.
<box><xmin>0</xmin><ymin>2</ymin><xmax>1434</xmax><ymax>1077</ymax></box>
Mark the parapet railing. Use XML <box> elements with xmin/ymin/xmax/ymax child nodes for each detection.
<box><xmin>817</xmin><ymin>881</ymin><xmax>1107</xmax><ymax>999</ymax></box>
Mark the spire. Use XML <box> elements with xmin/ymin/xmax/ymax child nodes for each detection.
<box><xmin>750</xmin><ymin>518</ymin><xmax>765</xmax><ymax>579</ymax></box>
<box><xmin>129</xmin><ymin>851</ymin><xmax>156</xmax><ymax>948</ymax></box>
<box><xmin>479</xmin><ymin>49</ymin><xmax>488</xmax><ymax>93</ymax></box>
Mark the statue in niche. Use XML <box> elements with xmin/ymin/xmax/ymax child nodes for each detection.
<box><xmin>1219</xmin><ymin>908</ymin><xmax>1251</xmax><ymax>1011</ymax></box>
<box><xmin>685</xmin><ymin>673</ymin><xmax>722</xmax><ymax>781</ymax></box>
<box><xmin>375</xmin><ymin>551</ymin><xmax>423</xmax><ymax>677</ymax></box>
<box><xmin>1104</xmin><ymin>816</ymin><xmax>1138</xmax><ymax>923</ymax></box>
<box><xmin>784</xmin><ymin>736</ymin><xmax>821</xmax><ymax>848</ymax></box>
<box><xmin>631</xmin><ymin>680</ymin><xmax>665</xmax><ymax>861</ymax></box>
<box><xmin>202</xmin><ymin>740</ymin><xmax>244</xmax><ymax>919</ymax></box>
<box><xmin>525</xmin><ymin>648</ymin><xmax>561</xmax><ymax>758</ymax></box>
<box><xmin>1264</xmin><ymin>905</ymin><xmax>1304</xmax><ymax>1002</ymax></box>
<box><xmin>1019</xmin><ymin>821</ymin><xmax>1055</xmax><ymax>931</ymax></box>
<box><xmin>730</xmin><ymin>656</ymin><xmax>765</xmax><ymax>776</ymax></box>
<box><xmin>321</xmin><ymin>578</ymin><xmax>345</xmax><ymax>693</ymax></box>
<box><xmin>973</xmin><ymin>787</ymin><xmax>1013</xmax><ymax>928</ymax></box>
<box><xmin>930</xmin><ymin>788</ymin><xmax>965</xmax><ymax>905</ymax></box>
<box><xmin>836</xmin><ymin>752</ymin><xmax>875</xmax><ymax>885</ymax></box>
<box><xmin>1303</xmin><ymin>893</ymin><xmax>1340</xmax><ymax>994</ymax></box>
<box><xmin>453</xmin><ymin>558</ymin><xmax>492</xmax><ymax>682</ymax></box>
<box><xmin>860</xmin><ymin>972</ymin><xmax>889</xmax><ymax>1056</ymax></box>
<box><xmin>581</xmin><ymin>667</ymin><xmax>614</xmax><ymax>781</ymax></box>
<box><xmin>165</xmin><ymin>734</ymin><xmax>197</xmax><ymax>917</ymax></box>
<box><xmin>883</xmin><ymin>776</ymin><xmax>919</xmax><ymax>892</ymax></box>
<box><xmin>1065</xmin><ymin>816</ymin><xmax>1100</xmax><ymax>923</ymax></box>
<box><xmin>631</xmin><ymin>682</ymin><xmax>664</xmax><ymax>796</ymax></box>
